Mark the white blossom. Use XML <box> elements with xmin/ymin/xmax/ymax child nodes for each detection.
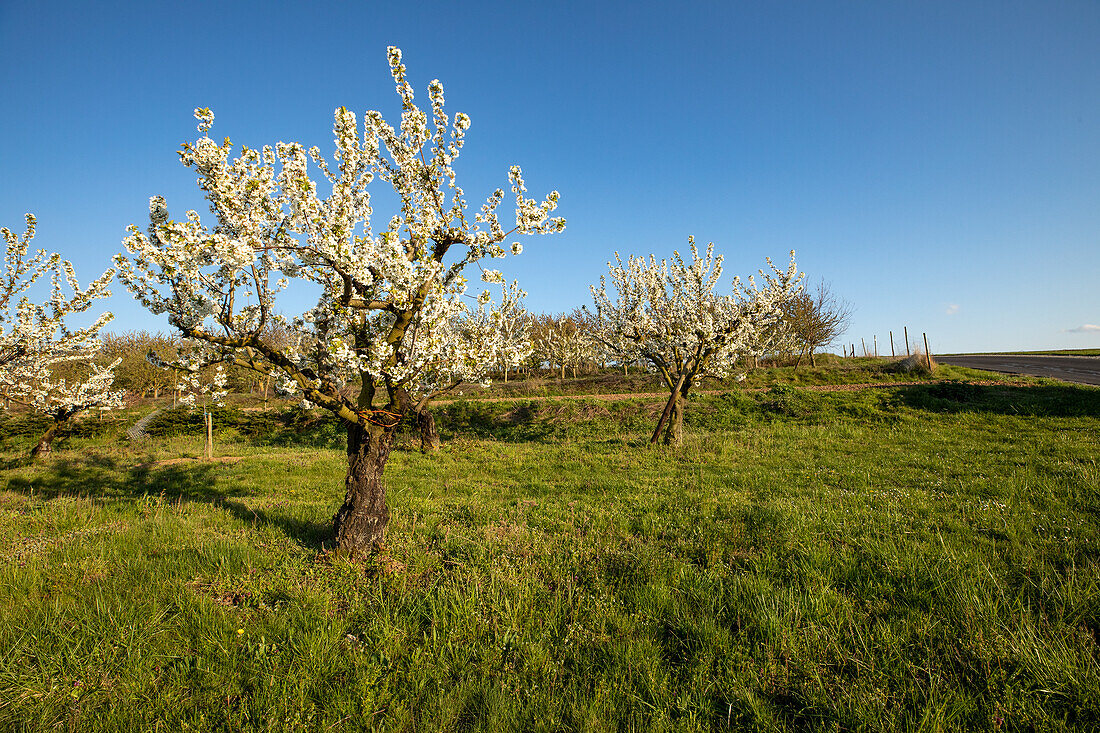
<box><xmin>116</xmin><ymin>47</ymin><xmax>564</xmax><ymax>427</ymax></box>
<box><xmin>0</xmin><ymin>214</ymin><xmax>121</xmax><ymax>453</ymax></box>
<box><xmin>590</xmin><ymin>237</ymin><xmax>801</xmax><ymax>443</ymax></box>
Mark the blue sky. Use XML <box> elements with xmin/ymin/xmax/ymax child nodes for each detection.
<box><xmin>1</xmin><ymin>0</ymin><xmax>1098</xmax><ymax>353</ymax></box>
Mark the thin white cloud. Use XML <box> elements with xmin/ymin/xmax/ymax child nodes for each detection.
<box><xmin>945</xmin><ymin>304</ymin><xmax>959</xmax><ymax>316</ymax></box>
<box><xmin>1065</xmin><ymin>324</ymin><xmax>1100</xmax><ymax>333</ymax></box>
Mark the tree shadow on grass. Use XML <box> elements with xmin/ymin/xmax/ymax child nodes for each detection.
<box><xmin>217</xmin><ymin>499</ymin><xmax>331</xmax><ymax>551</ymax></box>
<box><xmin>898</xmin><ymin>382</ymin><xmax>1100</xmax><ymax>418</ymax></box>
<box><xmin>4</xmin><ymin>455</ymin><xmax>331</xmax><ymax>551</ymax></box>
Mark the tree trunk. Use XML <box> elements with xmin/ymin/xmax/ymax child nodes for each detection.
<box><xmin>31</xmin><ymin>421</ymin><xmax>63</xmax><ymax>460</ymax></box>
<box><xmin>333</xmin><ymin>421</ymin><xmax>395</xmax><ymax>555</ymax></box>
<box><xmin>809</xmin><ymin>348</ymin><xmax>817</xmax><ymax>368</ymax></box>
<box><xmin>663</xmin><ymin>391</ymin><xmax>684</xmax><ymax>446</ymax></box>
<box><xmin>416</xmin><ymin>408</ymin><xmax>441</xmax><ymax>453</ymax></box>
<box><xmin>650</xmin><ymin>373</ymin><xmax>687</xmax><ymax>446</ymax></box>
<box><xmin>560</xmin><ymin>364</ymin><xmax>565</xmax><ymax>380</ymax></box>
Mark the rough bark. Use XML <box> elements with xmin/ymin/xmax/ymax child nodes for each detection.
<box><xmin>809</xmin><ymin>349</ymin><xmax>817</xmax><ymax>368</ymax></box>
<box><xmin>31</xmin><ymin>420</ymin><xmax>64</xmax><ymax>460</ymax></box>
<box><xmin>333</xmin><ymin>421</ymin><xmax>395</xmax><ymax>555</ymax></box>
<box><xmin>416</xmin><ymin>408</ymin><xmax>441</xmax><ymax>453</ymax></box>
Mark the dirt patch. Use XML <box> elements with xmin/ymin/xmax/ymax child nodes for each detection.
<box><xmin>146</xmin><ymin>456</ymin><xmax>245</xmax><ymax>468</ymax></box>
<box><xmin>141</xmin><ymin>451</ymin><xmax>320</xmax><ymax>469</ymax></box>
<box><xmin>188</xmin><ymin>576</ymin><xmax>255</xmax><ymax>608</ymax></box>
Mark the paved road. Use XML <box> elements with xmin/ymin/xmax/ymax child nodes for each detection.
<box><xmin>937</xmin><ymin>354</ymin><xmax>1100</xmax><ymax>386</ymax></box>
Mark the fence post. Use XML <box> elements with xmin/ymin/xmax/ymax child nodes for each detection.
<box><xmin>923</xmin><ymin>333</ymin><xmax>932</xmax><ymax>371</ymax></box>
<box><xmin>873</xmin><ymin>335</ymin><xmax>878</xmax><ymax>358</ymax></box>
<box><xmin>904</xmin><ymin>326</ymin><xmax>910</xmax><ymax>356</ymax></box>
<box><xmin>205</xmin><ymin>411</ymin><xmax>213</xmax><ymax>460</ymax></box>
<box><xmin>861</xmin><ymin>338</ymin><xmax>867</xmax><ymax>357</ymax></box>
<box><xmin>889</xmin><ymin>331</ymin><xmax>895</xmax><ymax>358</ymax></box>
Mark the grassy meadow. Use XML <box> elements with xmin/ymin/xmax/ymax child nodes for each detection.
<box><xmin>1</xmin><ymin>368</ymin><xmax>1099</xmax><ymax>731</ymax></box>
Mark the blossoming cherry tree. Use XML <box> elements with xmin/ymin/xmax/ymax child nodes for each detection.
<box><xmin>116</xmin><ymin>47</ymin><xmax>564</xmax><ymax>554</ymax></box>
<box><xmin>590</xmin><ymin>238</ymin><xmax>800</xmax><ymax>445</ymax></box>
<box><xmin>406</xmin><ymin>278</ymin><xmax>533</xmax><ymax>453</ymax></box>
<box><xmin>0</xmin><ymin>215</ymin><xmax>121</xmax><ymax>458</ymax></box>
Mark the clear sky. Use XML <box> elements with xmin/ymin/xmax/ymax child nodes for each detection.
<box><xmin>1</xmin><ymin>0</ymin><xmax>1097</xmax><ymax>353</ymax></box>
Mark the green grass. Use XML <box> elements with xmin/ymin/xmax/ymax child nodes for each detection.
<box><xmin>1</xmin><ymin>379</ymin><xmax>1099</xmax><ymax>730</ymax></box>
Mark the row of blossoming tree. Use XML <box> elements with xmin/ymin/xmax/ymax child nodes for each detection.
<box><xmin>1</xmin><ymin>47</ymin><xmax>805</xmax><ymax>554</ymax></box>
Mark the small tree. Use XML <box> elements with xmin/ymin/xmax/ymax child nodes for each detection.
<box><xmin>495</xmin><ymin>279</ymin><xmax>532</xmax><ymax>383</ymax></box>
<box><xmin>100</xmin><ymin>331</ymin><xmax>180</xmax><ymax>398</ymax></box>
<box><xmin>741</xmin><ymin>300</ymin><xmax>799</xmax><ymax>369</ymax></box>
<box><xmin>147</xmin><ymin>342</ymin><xmax>229</xmax><ymax>459</ymax></box>
<box><xmin>407</xmin><ymin>278</ymin><xmax>532</xmax><ymax>453</ymax></box>
<box><xmin>116</xmin><ymin>47</ymin><xmax>563</xmax><ymax>554</ymax></box>
<box><xmin>0</xmin><ymin>215</ymin><xmax>120</xmax><ymax>458</ymax></box>
<box><xmin>784</xmin><ymin>279</ymin><xmax>853</xmax><ymax>367</ymax></box>
<box><xmin>536</xmin><ymin>313</ymin><xmax>591</xmax><ymax>379</ymax></box>
<box><xmin>591</xmin><ymin>237</ymin><xmax>800</xmax><ymax>445</ymax></box>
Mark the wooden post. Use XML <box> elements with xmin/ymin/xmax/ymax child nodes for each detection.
<box><xmin>205</xmin><ymin>411</ymin><xmax>213</xmax><ymax>460</ymax></box>
<box><xmin>923</xmin><ymin>332</ymin><xmax>932</xmax><ymax>371</ymax></box>
<box><xmin>889</xmin><ymin>331</ymin><xmax>895</xmax><ymax>358</ymax></box>
<box><xmin>904</xmin><ymin>326</ymin><xmax>910</xmax><ymax>356</ymax></box>
<box><xmin>861</xmin><ymin>338</ymin><xmax>867</xmax><ymax>357</ymax></box>
<box><xmin>873</xmin><ymin>335</ymin><xmax>878</xmax><ymax>358</ymax></box>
